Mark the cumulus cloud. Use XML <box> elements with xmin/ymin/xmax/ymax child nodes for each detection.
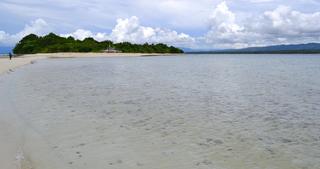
<box><xmin>15</xmin><ymin>19</ymin><xmax>49</xmax><ymax>38</ymax></box>
<box><xmin>262</xmin><ymin>6</ymin><xmax>320</xmax><ymax>36</ymax></box>
<box><xmin>205</xmin><ymin>1</ymin><xmax>248</xmax><ymax>48</ymax></box>
<box><xmin>110</xmin><ymin>16</ymin><xmax>194</xmax><ymax>46</ymax></box>
<box><xmin>61</xmin><ymin>29</ymin><xmax>108</xmax><ymax>41</ymax></box>
<box><xmin>203</xmin><ymin>1</ymin><xmax>320</xmax><ymax>48</ymax></box>
<box><xmin>1</xmin><ymin>2</ymin><xmax>320</xmax><ymax>50</ymax></box>
<box><xmin>61</xmin><ymin>16</ymin><xmax>194</xmax><ymax>47</ymax></box>
<box><xmin>0</xmin><ymin>19</ymin><xmax>50</xmax><ymax>46</ymax></box>
<box><xmin>1</xmin><ymin>16</ymin><xmax>194</xmax><ymax>48</ymax></box>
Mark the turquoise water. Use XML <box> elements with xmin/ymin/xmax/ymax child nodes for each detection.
<box><xmin>1</xmin><ymin>54</ymin><xmax>319</xmax><ymax>169</ymax></box>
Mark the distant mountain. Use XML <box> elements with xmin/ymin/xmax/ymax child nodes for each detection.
<box><xmin>179</xmin><ymin>47</ymin><xmax>195</xmax><ymax>53</ymax></box>
<box><xmin>0</xmin><ymin>46</ymin><xmax>13</xmax><ymax>54</ymax></box>
<box><xmin>188</xmin><ymin>43</ymin><xmax>320</xmax><ymax>54</ymax></box>
<box><xmin>180</xmin><ymin>47</ymin><xmax>222</xmax><ymax>53</ymax></box>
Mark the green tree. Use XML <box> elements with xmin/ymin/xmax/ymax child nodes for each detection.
<box><xmin>13</xmin><ymin>33</ymin><xmax>184</xmax><ymax>54</ymax></box>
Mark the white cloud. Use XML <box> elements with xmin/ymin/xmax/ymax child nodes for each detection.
<box><xmin>262</xmin><ymin>6</ymin><xmax>320</xmax><ymax>35</ymax></box>
<box><xmin>61</xmin><ymin>16</ymin><xmax>194</xmax><ymax>47</ymax></box>
<box><xmin>1</xmin><ymin>2</ymin><xmax>320</xmax><ymax>50</ymax></box>
<box><xmin>203</xmin><ymin>1</ymin><xmax>320</xmax><ymax>48</ymax></box>
<box><xmin>1</xmin><ymin>16</ymin><xmax>194</xmax><ymax>48</ymax></box>
<box><xmin>61</xmin><ymin>29</ymin><xmax>108</xmax><ymax>41</ymax></box>
<box><xmin>110</xmin><ymin>16</ymin><xmax>194</xmax><ymax>46</ymax></box>
<box><xmin>15</xmin><ymin>19</ymin><xmax>49</xmax><ymax>39</ymax></box>
<box><xmin>204</xmin><ymin>1</ymin><xmax>249</xmax><ymax>48</ymax></box>
<box><xmin>0</xmin><ymin>18</ymin><xmax>50</xmax><ymax>46</ymax></box>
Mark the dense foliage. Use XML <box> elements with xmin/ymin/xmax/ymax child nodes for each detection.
<box><xmin>13</xmin><ymin>33</ymin><xmax>184</xmax><ymax>54</ymax></box>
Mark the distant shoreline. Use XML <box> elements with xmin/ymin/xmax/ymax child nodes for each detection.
<box><xmin>19</xmin><ymin>52</ymin><xmax>181</xmax><ymax>58</ymax></box>
<box><xmin>186</xmin><ymin>43</ymin><xmax>320</xmax><ymax>54</ymax></box>
<box><xmin>187</xmin><ymin>51</ymin><xmax>320</xmax><ymax>54</ymax></box>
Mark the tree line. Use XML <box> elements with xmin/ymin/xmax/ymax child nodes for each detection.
<box><xmin>13</xmin><ymin>33</ymin><xmax>184</xmax><ymax>54</ymax></box>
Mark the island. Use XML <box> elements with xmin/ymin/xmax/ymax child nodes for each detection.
<box><xmin>13</xmin><ymin>33</ymin><xmax>184</xmax><ymax>54</ymax></box>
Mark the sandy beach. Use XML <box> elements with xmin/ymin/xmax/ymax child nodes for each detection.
<box><xmin>0</xmin><ymin>53</ymin><xmax>176</xmax><ymax>169</ymax></box>
<box><xmin>0</xmin><ymin>53</ymin><xmax>174</xmax><ymax>75</ymax></box>
<box><xmin>2</xmin><ymin>0</ymin><xmax>320</xmax><ymax>168</ymax></box>
<box><xmin>0</xmin><ymin>53</ymin><xmax>183</xmax><ymax>169</ymax></box>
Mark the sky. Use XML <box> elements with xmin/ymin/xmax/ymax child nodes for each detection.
<box><xmin>1</xmin><ymin>0</ymin><xmax>320</xmax><ymax>49</ymax></box>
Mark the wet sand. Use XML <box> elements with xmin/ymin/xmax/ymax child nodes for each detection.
<box><xmin>0</xmin><ymin>55</ymin><xmax>319</xmax><ymax>169</ymax></box>
<box><xmin>0</xmin><ymin>53</ymin><xmax>178</xmax><ymax>169</ymax></box>
<box><xmin>0</xmin><ymin>53</ymin><xmax>175</xmax><ymax>75</ymax></box>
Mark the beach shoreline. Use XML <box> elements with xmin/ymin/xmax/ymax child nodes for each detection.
<box><xmin>0</xmin><ymin>52</ymin><xmax>180</xmax><ymax>169</ymax></box>
<box><xmin>0</xmin><ymin>52</ymin><xmax>180</xmax><ymax>75</ymax></box>
<box><xmin>0</xmin><ymin>54</ymin><xmax>319</xmax><ymax>169</ymax></box>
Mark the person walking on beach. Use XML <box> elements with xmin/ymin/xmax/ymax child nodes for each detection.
<box><xmin>9</xmin><ymin>52</ymin><xmax>12</xmax><ymax>60</ymax></box>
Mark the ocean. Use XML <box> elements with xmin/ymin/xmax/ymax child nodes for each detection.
<box><xmin>0</xmin><ymin>54</ymin><xmax>319</xmax><ymax>169</ymax></box>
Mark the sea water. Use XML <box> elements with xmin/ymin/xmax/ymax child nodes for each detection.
<box><xmin>0</xmin><ymin>54</ymin><xmax>319</xmax><ymax>169</ymax></box>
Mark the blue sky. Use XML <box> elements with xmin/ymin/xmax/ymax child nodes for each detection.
<box><xmin>1</xmin><ymin>0</ymin><xmax>320</xmax><ymax>49</ymax></box>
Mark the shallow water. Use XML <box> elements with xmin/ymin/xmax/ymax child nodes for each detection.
<box><xmin>1</xmin><ymin>54</ymin><xmax>320</xmax><ymax>169</ymax></box>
